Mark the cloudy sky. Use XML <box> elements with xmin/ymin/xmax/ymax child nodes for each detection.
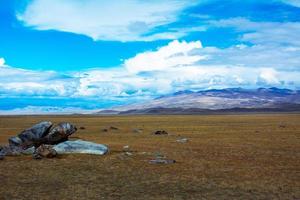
<box><xmin>0</xmin><ymin>0</ymin><xmax>300</xmax><ymax>113</ymax></box>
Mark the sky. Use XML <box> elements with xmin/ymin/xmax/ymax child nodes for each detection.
<box><xmin>0</xmin><ymin>0</ymin><xmax>300</xmax><ymax>113</ymax></box>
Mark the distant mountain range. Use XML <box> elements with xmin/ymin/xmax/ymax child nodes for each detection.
<box><xmin>96</xmin><ymin>87</ymin><xmax>300</xmax><ymax>114</ymax></box>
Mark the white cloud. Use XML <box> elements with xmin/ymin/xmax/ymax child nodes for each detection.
<box><xmin>125</xmin><ymin>40</ymin><xmax>204</xmax><ymax>73</ymax></box>
<box><xmin>18</xmin><ymin>0</ymin><xmax>196</xmax><ymax>41</ymax></box>
<box><xmin>0</xmin><ymin>66</ymin><xmax>78</xmax><ymax>97</ymax></box>
<box><xmin>209</xmin><ymin>18</ymin><xmax>300</xmax><ymax>46</ymax></box>
<box><xmin>1</xmin><ymin>40</ymin><xmax>300</xmax><ymax>107</ymax></box>
<box><xmin>0</xmin><ymin>58</ymin><xmax>5</xmax><ymax>67</ymax></box>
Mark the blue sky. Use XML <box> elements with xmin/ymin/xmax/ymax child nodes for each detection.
<box><xmin>0</xmin><ymin>0</ymin><xmax>300</xmax><ymax>113</ymax></box>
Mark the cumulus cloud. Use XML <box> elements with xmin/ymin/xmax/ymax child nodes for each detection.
<box><xmin>125</xmin><ymin>40</ymin><xmax>204</xmax><ymax>73</ymax></box>
<box><xmin>1</xmin><ymin>40</ymin><xmax>299</xmax><ymax>107</ymax></box>
<box><xmin>0</xmin><ymin>66</ymin><xmax>78</xmax><ymax>97</ymax></box>
<box><xmin>17</xmin><ymin>0</ymin><xmax>196</xmax><ymax>41</ymax></box>
<box><xmin>0</xmin><ymin>58</ymin><xmax>5</xmax><ymax>67</ymax></box>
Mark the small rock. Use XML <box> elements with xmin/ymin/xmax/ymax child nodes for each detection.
<box><xmin>109</xmin><ymin>126</ymin><xmax>119</xmax><ymax>130</ymax></box>
<box><xmin>123</xmin><ymin>145</ymin><xmax>130</xmax><ymax>151</ymax></box>
<box><xmin>279</xmin><ymin>123</ymin><xmax>286</xmax><ymax>128</ymax></box>
<box><xmin>124</xmin><ymin>152</ymin><xmax>133</xmax><ymax>156</ymax></box>
<box><xmin>33</xmin><ymin>144</ymin><xmax>57</xmax><ymax>159</ymax></box>
<box><xmin>79</xmin><ymin>126</ymin><xmax>85</xmax><ymax>130</ymax></box>
<box><xmin>153</xmin><ymin>130</ymin><xmax>168</xmax><ymax>135</ymax></box>
<box><xmin>149</xmin><ymin>159</ymin><xmax>176</xmax><ymax>164</ymax></box>
<box><xmin>32</xmin><ymin>153</ymin><xmax>42</xmax><ymax>160</ymax></box>
<box><xmin>176</xmin><ymin>138</ymin><xmax>188</xmax><ymax>143</ymax></box>
<box><xmin>101</xmin><ymin>128</ymin><xmax>108</xmax><ymax>132</ymax></box>
<box><xmin>132</xmin><ymin>128</ymin><xmax>143</xmax><ymax>133</ymax></box>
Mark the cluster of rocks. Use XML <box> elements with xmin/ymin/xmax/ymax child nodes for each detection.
<box><xmin>0</xmin><ymin>121</ymin><xmax>108</xmax><ymax>160</ymax></box>
<box><xmin>101</xmin><ymin>126</ymin><xmax>119</xmax><ymax>132</ymax></box>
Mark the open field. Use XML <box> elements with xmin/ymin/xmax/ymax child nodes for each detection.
<box><xmin>0</xmin><ymin>114</ymin><xmax>299</xmax><ymax>200</ymax></box>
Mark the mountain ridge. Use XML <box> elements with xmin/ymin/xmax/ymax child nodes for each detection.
<box><xmin>96</xmin><ymin>87</ymin><xmax>300</xmax><ymax>115</ymax></box>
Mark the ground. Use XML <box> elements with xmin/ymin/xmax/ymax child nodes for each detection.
<box><xmin>0</xmin><ymin>114</ymin><xmax>299</xmax><ymax>200</ymax></box>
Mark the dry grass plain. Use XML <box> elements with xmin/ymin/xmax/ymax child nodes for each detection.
<box><xmin>0</xmin><ymin>114</ymin><xmax>299</xmax><ymax>200</ymax></box>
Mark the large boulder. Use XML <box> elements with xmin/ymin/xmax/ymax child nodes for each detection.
<box><xmin>42</xmin><ymin>122</ymin><xmax>77</xmax><ymax>145</ymax></box>
<box><xmin>8</xmin><ymin>121</ymin><xmax>53</xmax><ymax>149</ymax></box>
<box><xmin>53</xmin><ymin>140</ymin><xmax>108</xmax><ymax>155</ymax></box>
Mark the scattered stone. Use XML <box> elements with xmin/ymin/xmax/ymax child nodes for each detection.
<box><xmin>33</xmin><ymin>144</ymin><xmax>57</xmax><ymax>159</ymax></box>
<box><xmin>0</xmin><ymin>145</ymin><xmax>23</xmax><ymax>156</ymax></box>
<box><xmin>132</xmin><ymin>128</ymin><xmax>143</xmax><ymax>133</ymax></box>
<box><xmin>109</xmin><ymin>126</ymin><xmax>119</xmax><ymax>130</ymax></box>
<box><xmin>101</xmin><ymin>128</ymin><xmax>108</xmax><ymax>132</ymax></box>
<box><xmin>154</xmin><ymin>152</ymin><xmax>166</xmax><ymax>159</ymax></box>
<box><xmin>124</xmin><ymin>152</ymin><xmax>133</xmax><ymax>156</ymax></box>
<box><xmin>279</xmin><ymin>123</ymin><xmax>286</xmax><ymax>128</ymax></box>
<box><xmin>153</xmin><ymin>130</ymin><xmax>168</xmax><ymax>135</ymax></box>
<box><xmin>79</xmin><ymin>126</ymin><xmax>86</xmax><ymax>130</ymax></box>
<box><xmin>123</xmin><ymin>145</ymin><xmax>130</xmax><ymax>151</ymax></box>
<box><xmin>149</xmin><ymin>159</ymin><xmax>176</xmax><ymax>164</ymax></box>
<box><xmin>176</xmin><ymin>138</ymin><xmax>188</xmax><ymax>143</ymax></box>
<box><xmin>32</xmin><ymin>153</ymin><xmax>42</xmax><ymax>160</ymax></box>
<box><xmin>138</xmin><ymin>152</ymin><xmax>152</xmax><ymax>155</ymax></box>
<box><xmin>0</xmin><ymin>147</ymin><xmax>5</xmax><ymax>160</ymax></box>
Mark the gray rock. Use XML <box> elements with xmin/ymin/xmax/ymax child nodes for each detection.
<box><xmin>149</xmin><ymin>159</ymin><xmax>176</xmax><ymax>164</ymax></box>
<box><xmin>153</xmin><ymin>130</ymin><xmax>168</xmax><ymax>135</ymax></box>
<box><xmin>53</xmin><ymin>140</ymin><xmax>108</xmax><ymax>155</ymax></box>
<box><xmin>176</xmin><ymin>138</ymin><xmax>188</xmax><ymax>143</ymax></box>
<box><xmin>43</xmin><ymin>122</ymin><xmax>77</xmax><ymax>145</ymax></box>
<box><xmin>132</xmin><ymin>128</ymin><xmax>143</xmax><ymax>133</ymax></box>
<box><xmin>109</xmin><ymin>126</ymin><xmax>119</xmax><ymax>130</ymax></box>
<box><xmin>8</xmin><ymin>121</ymin><xmax>53</xmax><ymax>149</ymax></box>
<box><xmin>33</xmin><ymin>144</ymin><xmax>57</xmax><ymax>159</ymax></box>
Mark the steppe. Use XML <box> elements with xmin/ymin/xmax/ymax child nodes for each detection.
<box><xmin>0</xmin><ymin>114</ymin><xmax>299</xmax><ymax>199</ymax></box>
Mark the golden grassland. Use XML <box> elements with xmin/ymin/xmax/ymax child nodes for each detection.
<box><xmin>0</xmin><ymin>114</ymin><xmax>299</xmax><ymax>200</ymax></box>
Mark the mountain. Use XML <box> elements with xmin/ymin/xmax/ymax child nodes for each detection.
<box><xmin>96</xmin><ymin>88</ymin><xmax>300</xmax><ymax>114</ymax></box>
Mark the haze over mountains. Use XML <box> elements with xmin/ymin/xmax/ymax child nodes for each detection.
<box><xmin>98</xmin><ymin>88</ymin><xmax>300</xmax><ymax>114</ymax></box>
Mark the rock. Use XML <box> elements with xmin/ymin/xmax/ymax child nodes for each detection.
<box><xmin>176</xmin><ymin>138</ymin><xmax>188</xmax><ymax>143</ymax></box>
<box><xmin>33</xmin><ymin>144</ymin><xmax>57</xmax><ymax>159</ymax></box>
<box><xmin>109</xmin><ymin>126</ymin><xmax>119</xmax><ymax>130</ymax></box>
<box><xmin>153</xmin><ymin>130</ymin><xmax>168</xmax><ymax>135</ymax></box>
<box><xmin>53</xmin><ymin>140</ymin><xmax>108</xmax><ymax>155</ymax></box>
<box><xmin>123</xmin><ymin>145</ymin><xmax>130</xmax><ymax>151</ymax></box>
<box><xmin>279</xmin><ymin>123</ymin><xmax>286</xmax><ymax>128</ymax></box>
<box><xmin>124</xmin><ymin>152</ymin><xmax>133</xmax><ymax>156</ymax></box>
<box><xmin>101</xmin><ymin>128</ymin><xmax>108</xmax><ymax>132</ymax></box>
<box><xmin>0</xmin><ymin>145</ymin><xmax>23</xmax><ymax>156</ymax></box>
<box><xmin>32</xmin><ymin>153</ymin><xmax>42</xmax><ymax>160</ymax></box>
<box><xmin>8</xmin><ymin>121</ymin><xmax>53</xmax><ymax>149</ymax></box>
<box><xmin>149</xmin><ymin>159</ymin><xmax>176</xmax><ymax>164</ymax></box>
<box><xmin>0</xmin><ymin>146</ymin><xmax>5</xmax><ymax>160</ymax></box>
<box><xmin>132</xmin><ymin>128</ymin><xmax>143</xmax><ymax>133</ymax></box>
<box><xmin>43</xmin><ymin>122</ymin><xmax>77</xmax><ymax>145</ymax></box>
<box><xmin>79</xmin><ymin>126</ymin><xmax>85</xmax><ymax>130</ymax></box>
